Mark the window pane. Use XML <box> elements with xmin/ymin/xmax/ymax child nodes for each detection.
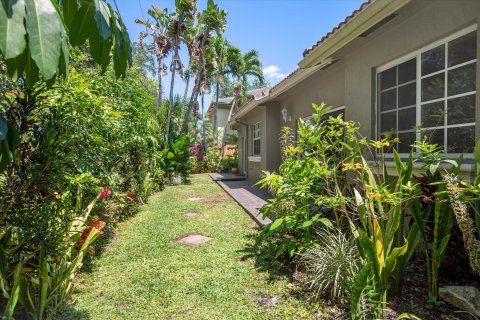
<box><xmin>421</xmin><ymin>73</ymin><xmax>445</xmax><ymax>102</ymax></box>
<box><xmin>397</xmin><ymin>132</ymin><xmax>416</xmax><ymax>153</ymax></box>
<box><xmin>448</xmin><ymin>94</ymin><xmax>476</xmax><ymax>125</ymax></box>
<box><xmin>448</xmin><ymin>31</ymin><xmax>477</xmax><ymax>67</ymax></box>
<box><xmin>398</xmin><ymin>107</ymin><xmax>416</xmax><ymax>131</ymax></box>
<box><xmin>448</xmin><ymin>62</ymin><xmax>476</xmax><ymax>96</ymax></box>
<box><xmin>253</xmin><ymin>140</ymin><xmax>261</xmax><ymax>155</ymax></box>
<box><xmin>398</xmin><ymin>58</ymin><xmax>416</xmax><ymax>84</ymax></box>
<box><xmin>421</xmin><ymin>101</ymin><xmax>445</xmax><ymax>127</ymax></box>
<box><xmin>447</xmin><ymin>126</ymin><xmax>475</xmax><ymax>153</ymax></box>
<box><xmin>422</xmin><ymin>44</ymin><xmax>445</xmax><ymax>75</ymax></box>
<box><xmin>423</xmin><ymin>129</ymin><xmax>444</xmax><ymax>150</ymax></box>
<box><xmin>398</xmin><ymin>82</ymin><xmax>416</xmax><ymax>107</ymax></box>
<box><xmin>322</xmin><ymin>109</ymin><xmax>345</xmax><ymax>122</ymax></box>
<box><xmin>380</xmin><ymin>89</ymin><xmax>396</xmax><ymax>111</ymax></box>
<box><xmin>380</xmin><ymin>67</ymin><xmax>396</xmax><ymax>90</ymax></box>
<box><xmin>329</xmin><ymin>109</ymin><xmax>345</xmax><ymax>119</ymax></box>
<box><xmin>380</xmin><ymin>111</ymin><xmax>396</xmax><ymax>134</ymax></box>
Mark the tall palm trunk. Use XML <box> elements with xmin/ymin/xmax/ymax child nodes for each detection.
<box><xmin>165</xmin><ymin>51</ymin><xmax>178</xmax><ymax>148</ymax></box>
<box><xmin>213</xmin><ymin>81</ymin><xmax>220</xmax><ymax>145</ymax></box>
<box><xmin>166</xmin><ymin>17</ymin><xmax>183</xmax><ymax>148</ymax></box>
<box><xmin>182</xmin><ymin>75</ymin><xmax>201</xmax><ymax>133</ymax></box>
<box><xmin>201</xmin><ymin>92</ymin><xmax>207</xmax><ymax>150</ymax></box>
<box><xmin>182</xmin><ymin>30</ymin><xmax>209</xmax><ymax>133</ymax></box>
<box><xmin>156</xmin><ymin>55</ymin><xmax>164</xmax><ymax>111</ymax></box>
<box><xmin>183</xmin><ymin>73</ymin><xmax>190</xmax><ymax>103</ymax></box>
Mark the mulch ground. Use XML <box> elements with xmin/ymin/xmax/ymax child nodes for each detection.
<box><xmin>386</xmin><ymin>253</ymin><xmax>480</xmax><ymax>319</ymax></box>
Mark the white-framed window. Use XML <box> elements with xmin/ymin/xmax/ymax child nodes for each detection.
<box><xmin>376</xmin><ymin>25</ymin><xmax>477</xmax><ymax>155</ymax></box>
<box><xmin>252</xmin><ymin>122</ymin><xmax>261</xmax><ymax>156</ymax></box>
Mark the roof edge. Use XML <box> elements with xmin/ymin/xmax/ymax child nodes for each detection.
<box><xmin>299</xmin><ymin>0</ymin><xmax>411</xmax><ymax>68</ymax></box>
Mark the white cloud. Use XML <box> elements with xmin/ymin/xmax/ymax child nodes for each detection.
<box><xmin>262</xmin><ymin>65</ymin><xmax>287</xmax><ymax>80</ymax></box>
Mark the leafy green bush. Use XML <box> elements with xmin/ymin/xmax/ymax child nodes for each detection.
<box><xmin>220</xmin><ymin>154</ymin><xmax>238</xmax><ymax>172</ymax></box>
<box><xmin>257</xmin><ymin>103</ymin><xmax>359</xmax><ymax>257</ymax></box>
<box><xmin>188</xmin><ymin>145</ymin><xmax>235</xmax><ymax>174</ymax></box>
<box><xmin>160</xmin><ymin>135</ymin><xmax>191</xmax><ymax>183</ymax></box>
<box><xmin>258</xmin><ymin>102</ymin><xmax>480</xmax><ymax>317</ymax></box>
<box><xmin>0</xmin><ymin>50</ymin><xmax>169</xmax><ymax>317</ymax></box>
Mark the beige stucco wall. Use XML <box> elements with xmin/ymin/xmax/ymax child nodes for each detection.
<box><xmin>234</xmin><ymin>0</ymin><xmax>480</xmax><ymax>182</ymax></box>
<box><xmin>216</xmin><ymin>108</ymin><xmax>229</xmax><ymax>129</ymax></box>
<box><xmin>265</xmin><ymin>106</ymin><xmax>282</xmax><ymax>172</ymax></box>
<box><xmin>344</xmin><ymin>0</ymin><xmax>480</xmax><ymax>139</ymax></box>
<box><xmin>236</xmin><ymin>124</ymin><xmax>247</xmax><ymax>174</ymax></box>
<box><xmin>273</xmin><ymin>59</ymin><xmax>346</xmax><ymax>129</ymax></box>
<box><xmin>236</xmin><ymin>106</ymin><xmax>267</xmax><ymax>182</ymax></box>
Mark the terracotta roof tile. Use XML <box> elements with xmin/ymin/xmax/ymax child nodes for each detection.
<box><xmin>270</xmin><ymin>68</ymin><xmax>300</xmax><ymax>93</ymax></box>
<box><xmin>303</xmin><ymin>0</ymin><xmax>373</xmax><ymax>57</ymax></box>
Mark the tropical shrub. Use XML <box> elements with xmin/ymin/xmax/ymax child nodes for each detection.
<box><xmin>0</xmin><ymin>49</ymin><xmax>167</xmax><ymax>317</ymax></box>
<box><xmin>453</xmin><ymin>141</ymin><xmax>480</xmax><ymax>276</ymax></box>
<box><xmin>258</xmin><ymin>102</ymin><xmax>480</xmax><ymax>317</ymax></box>
<box><xmin>348</xmin><ymin>151</ymin><xmax>418</xmax><ymax>318</ymax></box>
<box><xmin>220</xmin><ymin>154</ymin><xmax>238</xmax><ymax>172</ymax></box>
<box><xmin>299</xmin><ymin>228</ymin><xmax>361</xmax><ymax>301</ymax></box>
<box><xmin>189</xmin><ymin>145</ymin><xmax>234</xmax><ymax>174</ymax></box>
<box><xmin>402</xmin><ymin>140</ymin><xmax>463</xmax><ymax>305</ymax></box>
<box><xmin>0</xmin><ymin>0</ymin><xmax>132</xmax><ymax>173</ymax></box>
<box><xmin>257</xmin><ymin>103</ymin><xmax>360</xmax><ymax>257</ymax></box>
<box><xmin>161</xmin><ymin>135</ymin><xmax>191</xmax><ymax>183</ymax></box>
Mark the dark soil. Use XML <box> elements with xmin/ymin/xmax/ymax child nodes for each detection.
<box><xmin>386</xmin><ymin>253</ymin><xmax>480</xmax><ymax>319</ymax></box>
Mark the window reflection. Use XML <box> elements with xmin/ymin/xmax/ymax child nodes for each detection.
<box><xmin>421</xmin><ymin>45</ymin><xmax>445</xmax><ymax>75</ymax></box>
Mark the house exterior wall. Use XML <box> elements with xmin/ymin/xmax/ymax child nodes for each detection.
<box><xmin>216</xmin><ymin>108</ymin><xmax>230</xmax><ymax>130</ymax></box>
<box><xmin>344</xmin><ymin>0</ymin><xmax>480</xmax><ymax>140</ymax></box>
<box><xmin>236</xmin><ymin>124</ymin><xmax>247</xmax><ymax>174</ymax></box>
<box><xmin>265</xmin><ymin>106</ymin><xmax>282</xmax><ymax>172</ymax></box>
<box><xmin>239</xmin><ymin>106</ymin><xmax>267</xmax><ymax>182</ymax></box>
<box><xmin>234</xmin><ymin>0</ymin><xmax>480</xmax><ymax>183</ymax></box>
<box><xmin>274</xmin><ymin>59</ymin><xmax>346</xmax><ymax>128</ymax></box>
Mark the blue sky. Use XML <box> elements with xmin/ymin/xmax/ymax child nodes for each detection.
<box><xmin>111</xmin><ymin>0</ymin><xmax>364</xmax><ymax>107</ymax></box>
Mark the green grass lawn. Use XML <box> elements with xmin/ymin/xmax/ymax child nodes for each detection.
<box><xmin>57</xmin><ymin>174</ymin><xmax>327</xmax><ymax>319</ymax></box>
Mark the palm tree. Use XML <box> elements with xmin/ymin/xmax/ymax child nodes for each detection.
<box><xmin>165</xmin><ymin>1</ymin><xmax>196</xmax><ymax>147</ymax></box>
<box><xmin>238</xmin><ymin>49</ymin><xmax>264</xmax><ymax>97</ymax></box>
<box><xmin>181</xmin><ymin>0</ymin><xmax>227</xmax><ymax>134</ymax></box>
<box><xmin>136</xmin><ymin>6</ymin><xmax>171</xmax><ymax>112</ymax></box>
<box><xmin>221</xmin><ymin>49</ymin><xmax>264</xmax><ymax>156</ymax></box>
<box><xmin>182</xmin><ymin>23</ymin><xmax>200</xmax><ymax>104</ymax></box>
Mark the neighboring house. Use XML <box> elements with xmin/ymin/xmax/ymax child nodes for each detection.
<box><xmin>229</xmin><ymin>0</ymin><xmax>480</xmax><ymax>183</ymax></box>
<box><xmin>206</xmin><ymin>96</ymin><xmax>234</xmax><ymax>143</ymax></box>
<box><xmin>206</xmin><ymin>88</ymin><xmax>269</xmax><ymax>144</ymax></box>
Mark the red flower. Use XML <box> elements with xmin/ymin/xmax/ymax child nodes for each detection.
<box><xmin>100</xmin><ymin>186</ymin><xmax>111</xmax><ymax>199</ymax></box>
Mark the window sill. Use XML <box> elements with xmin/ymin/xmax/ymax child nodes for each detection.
<box><xmin>248</xmin><ymin>156</ymin><xmax>261</xmax><ymax>162</ymax></box>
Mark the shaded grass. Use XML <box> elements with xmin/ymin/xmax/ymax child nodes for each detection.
<box><xmin>56</xmin><ymin>174</ymin><xmax>327</xmax><ymax>319</ymax></box>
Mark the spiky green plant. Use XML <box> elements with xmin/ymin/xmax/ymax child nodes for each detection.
<box><xmin>299</xmin><ymin>228</ymin><xmax>361</xmax><ymax>301</ymax></box>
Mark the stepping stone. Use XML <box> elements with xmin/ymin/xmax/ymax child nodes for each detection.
<box><xmin>440</xmin><ymin>286</ymin><xmax>480</xmax><ymax>317</ymax></box>
<box><xmin>184</xmin><ymin>212</ymin><xmax>200</xmax><ymax>217</ymax></box>
<box><xmin>176</xmin><ymin>233</ymin><xmax>212</xmax><ymax>246</ymax></box>
<box><xmin>187</xmin><ymin>197</ymin><xmax>203</xmax><ymax>201</ymax></box>
<box><xmin>254</xmin><ymin>294</ymin><xmax>281</xmax><ymax>309</ymax></box>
